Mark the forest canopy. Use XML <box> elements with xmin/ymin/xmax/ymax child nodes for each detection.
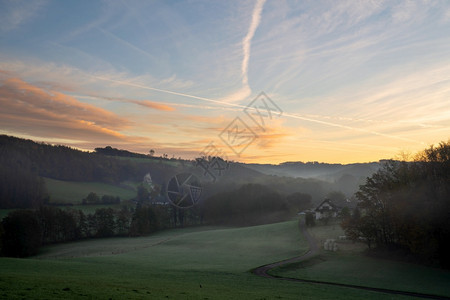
<box><xmin>342</xmin><ymin>140</ymin><xmax>450</xmax><ymax>267</ymax></box>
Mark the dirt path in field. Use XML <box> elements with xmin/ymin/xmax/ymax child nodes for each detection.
<box><xmin>252</xmin><ymin>220</ymin><xmax>319</xmax><ymax>278</ymax></box>
<box><xmin>252</xmin><ymin>221</ymin><xmax>448</xmax><ymax>300</ymax></box>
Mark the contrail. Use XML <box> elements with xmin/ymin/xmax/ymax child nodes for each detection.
<box><xmin>221</xmin><ymin>0</ymin><xmax>266</xmax><ymax>103</ymax></box>
<box><xmin>242</xmin><ymin>0</ymin><xmax>266</xmax><ymax>87</ymax></box>
<box><xmin>91</xmin><ymin>75</ymin><xmax>422</xmax><ymax>144</ymax></box>
<box><xmin>91</xmin><ymin>75</ymin><xmax>244</xmax><ymax>108</ymax></box>
<box><xmin>96</xmin><ymin>27</ymin><xmax>158</xmax><ymax>63</ymax></box>
<box><xmin>282</xmin><ymin>112</ymin><xmax>422</xmax><ymax>144</ymax></box>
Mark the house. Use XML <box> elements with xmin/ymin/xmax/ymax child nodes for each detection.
<box><xmin>315</xmin><ymin>198</ymin><xmax>339</xmax><ymax>220</ymax></box>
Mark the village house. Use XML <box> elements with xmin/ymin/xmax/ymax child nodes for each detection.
<box><xmin>314</xmin><ymin>198</ymin><xmax>339</xmax><ymax>220</ymax></box>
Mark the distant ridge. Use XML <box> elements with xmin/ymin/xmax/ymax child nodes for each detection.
<box><xmin>243</xmin><ymin>161</ymin><xmax>380</xmax><ymax>180</ymax></box>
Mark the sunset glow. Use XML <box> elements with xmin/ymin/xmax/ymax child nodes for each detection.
<box><xmin>1</xmin><ymin>0</ymin><xmax>449</xmax><ymax>163</ymax></box>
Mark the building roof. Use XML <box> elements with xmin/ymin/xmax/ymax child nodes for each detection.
<box><xmin>315</xmin><ymin>198</ymin><xmax>338</xmax><ymax>212</ymax></box>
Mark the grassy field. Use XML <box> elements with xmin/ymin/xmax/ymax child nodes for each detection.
<box><xmin>0</xmin><ymin>221</ymin><xmax>415</xmax><ymax>299</ymax></box>
<box><xmin>113</xmin><ymin>155</ymin><xmax>181</xmax><ymax>166</ymax></box>
<box><xmin>0</xmin><ymin>204</ymin><xmax>131</xmax><ymax>221</ymax></box>
<box><xmin>0</xmin><ymin>209</ymin><xmax>14</xmax><ymax>221</ymax></box>
<box><xmin>68</xmin><ymin>203</ymin><xmax>130</xmax><ymax>214</ymax></box>
<box><xmin>44</xmin><ymin>177</ymin><xmax>137</xmax><ymax>204</ymax></box>
<box><xmin>270</xmin><ymin>224</ymin><xmax>450</xmax><ymax>298</ymax></box>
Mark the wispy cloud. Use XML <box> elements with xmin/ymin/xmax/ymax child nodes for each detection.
<box><xmin>90</xmin><ymin>75</ymin><xmax>244</xmax><ymax>109</ymax></box>
<box><xmin>92</xmin><ymin>73</ymin><xmax>424</xmax><ymax>145</ymax></box>
<box><xmin>0</xmin><ymin>0</ymin><xmax>46</xmax><ymax>32</ymax></box>
<box><xmin>128</xmin><ymin>100</ymin><xmax>175</xmax><ymax>111</ymax></box>
<box><xmin>2</xmin><ymin>0</ymin><xmax>450</xmax><ymax>163</ymax></box>
<box><xmin>0</xmin><ymin>56</ymin><xmax>194</xmax><ymax>105</ymax></box>
<box><xmin>92</xmin><ymin>95</ymin><xmax>176</xmax><ymax>112</ymax></box>
<box><xmin>221</xmin><ymin>0</ymin><xmax>266</xmax><ymax>103</ymax></box>
<box><xmin>96</xmin><ymin>27</ymin><xmax>159</xmax><ymax>64</ymax></box>
<box><xmin>242</xmin><ymin>0</ymin><xmax>266</xmax><ymax>87</ymax></box>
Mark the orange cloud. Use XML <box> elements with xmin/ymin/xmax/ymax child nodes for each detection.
<box><xmin>93</xmin><ymin>95</ymin><xmax>176</xmax><ymax>112</ymax></box>
<box><xmin>129</xmin><ymin>99</ymin><xmax>175</xmax><ymax>111</ymax></box>
<box><xmin>0</xmin><ymin>76</ymin><xmax>135</xmax><ymax>143</ymax></box>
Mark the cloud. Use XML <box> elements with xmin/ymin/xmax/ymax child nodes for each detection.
<box><xmin>91</xmin><ymin>75</ymin><xmax>244</xmax><ymax>109</ymax></box>
<box><xmin>0</xmin><ymin>76</ymin><xmax>134</xmax><ymax>143</ymax></box>
<box><xmin>93</xmin><ymin>95</ymin><xmax>176</xmax><ymax>111</ymax></box>
<box><xmin>219</xmin><ymin>86</ymin><xmax>252</xmax><ymax>103</ymax></box>
<box><xmin>0</xmin><ymin>55</ymin><xmax>195</xmax><ymax>103</ymax></box>
<box><xmin>0</xmin><ymin>0</ymin><xmax>46</xmax><ymax>32</ymax></box>
<box><xmin>241</xmin><ymin>0</ymin><xmax>266</xmax><ymax>87</ymax></box>
<box><xmin>96</xmin><ymin>27</ymin><xmax>159</xmax><ymax>64</ymax></box>
<box><xmin>130</xmin><ymin>100</ymin><xmax>175</xmax><ymax>111</ymax></box>
<box><xmin>255</xmin><ymin>124</ymin><xmax>295</xmax><ymax>149</ymax></box>
<box><xmin>221</xmin><ymin>0</ymin><xmax>266</xmax><ymax>103</ymax></box>
<box><xmin>91</xmin><ymin>72</ymin><xmax>420</xmax><ymax>146</ymax></box>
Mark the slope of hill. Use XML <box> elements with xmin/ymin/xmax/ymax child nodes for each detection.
<box><xmin>242</xmin><ymin>161</ymin><xmax>382</xmax><ymax>198</ymax></box>
<box><xmin>0</xmin><ymin>134</ymin><xmax>368</xmax><ymax>208</ymax></box>
<box><xmin>244</xmin><ymin>161</ymin><xmax>380</xmax><ymax>180</ymax></box>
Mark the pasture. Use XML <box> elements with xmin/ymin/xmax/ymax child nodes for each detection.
<box><xmin>270</xmin><ymin>224</ymin><xmax>450</xmax><ymax>298</ymax></box>
<box><xmin>0</xmin><ymin>221</ymin><xmax>416</xmax><ymax>299</ymax></box>
<box><xmin>113</xmin><ymin>155</ymin><xmax>181</xmax><ymax>166</ymax></box>
<box><xmin>44</xmin><ymin>177</ymin><xmax>136</xmax><ymax>204</ymax></box>
<box><xmin>0</xmin><ymin>209</ymin><xmax>13</xmax><ymax>221</ymax></box>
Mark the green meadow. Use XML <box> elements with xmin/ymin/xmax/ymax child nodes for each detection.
<box><xmin>113</xmin><ymin>155</ymin><xmax>181</xmax><ymax>166</ymax></box>
<box><xmin>44</xmin><ymin>177</ymin><xmax>136</xmax><ymax>204</ymax></box>
<box><xmin>270</xmin><ymin>224</ymin><xmax>450</xmax><ymax>298</ymax></box>
<box><xmin>0</xmin><ymin>209</ymin><xmax>14</xmax><ymax>221</ymax></box>
<box><xmin>0</xmin><ymin>221</ymin><xmax>417</xmax><ymax>299</ymax></box>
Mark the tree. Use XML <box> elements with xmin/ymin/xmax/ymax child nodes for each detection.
<box><xmin>340</xmin><ymin>206</ymin><xmax>351</xmax><ymax>219</ymax></box>
<box><xmin>83</xmin><ymin>192</ymin><xmax>100</xmax><ymax>205</ymax></box>
<box><xmin>149</xmin><ymin>149</ymin><xmax>155</xmax><ymax>157</ymax></box>
<box><xmin>116</xmin><ymin>206</ymin><xmax>132</xmax><ymax>236</ymax></box>
<box><xmin>326</xmin><ymin>191</ymin><xmax>347</xmax><ymax>207</ymax></box>
<box><xmin>305</xmin><ymin>212</ymin><xmax>315</xmax><ymax>227</ymax></box>
<box><xmin>202</xmin><ymin>183</ymin><xmax>288</xmax><ymax>226</ymax></box>
<box><xmin>342</xmin><ymin>141</ymin><xmax>450</xmax><ymax>266</ymax></box>
<box><xmin>285</xmin><ymin>192</ymin><xmax>312</xmax><ymax>213</ymax></box>
<box><xmin>93</xmin><ymin>208</ymin><xmax>116</xmax><ymax>237</ymax></box>
<box><xmin>0</xmin><ymin>222</ymin><xmax>4</xmax><ymax>253</ymax></box>
<box><xmin>101</xmin><ymin>195</ymin><xmax>120</xmax><ymax>204</ymax></box>
<box><xmin>75</xmin><ymin>210</ymin><xmax>89</xmax><ymax>239</ymax></box>
<box><xmin>0</xmin><ymin>166</ymin><xmax>47</xmax><ymax>209</ymax></box>
<box><xmin>130</xmin><ymin>206</ymin><xmax>158</xmax><ymax>236</ymax></box>
<box><xmin>38</xmin><ymin>206</ymin><xmax>77</xmax><ymax>243</ymax></box>
<box><xmin>136</xmin><ymin>185</ymin><xmax>150</xmax><ymax>205</ymax></box>
<box><xmin>1</xmin><ymin>210</ymin><xmax>42</xmax><ymax>257</ymax></box>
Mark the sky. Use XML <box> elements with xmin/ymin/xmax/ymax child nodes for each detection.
<box><xmin>0</xmin><ymin>0</ymin><xmax>449</xmax><ymax>164</ymax></box>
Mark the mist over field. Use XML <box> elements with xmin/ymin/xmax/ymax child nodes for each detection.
<box><xmin>1</xmin><ymin>135</ymin><xmax>449</xmax><ymax>299</ymax></box>
<box><xmin>1</xmin><ymin>0</ymin><xmax>450</xmax><ymax>299</ymax></box>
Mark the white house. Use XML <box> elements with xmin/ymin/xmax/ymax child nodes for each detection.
<box><xmin>314</xmin><ymin>199</ymin><xmax>338</xmax><ymax>220</ymax></box>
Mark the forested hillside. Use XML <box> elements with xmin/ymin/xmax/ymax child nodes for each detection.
<box><xmin>0</xmin><ymin>135</ymin><xmax>350</xmax><ymax>209</ymax></box>
<box><xmin>0</xmin><ymin>135</ymin><xmax>175</xmax><ymax>208</ymax></box>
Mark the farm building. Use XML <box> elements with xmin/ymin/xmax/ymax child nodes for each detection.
<box><xmin>315</xmin><ymin>198</ymin><xmax>339</xmax><ymax>220</ymax></box>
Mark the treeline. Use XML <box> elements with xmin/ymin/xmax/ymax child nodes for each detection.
<box><xmin>0</xmin><ymin>135</ymin><xmax>137</xmax><ymax>183</ymax></box>
<box><xmin>0</xmin><ymin>182</ymin><xmax>313</xmax><ymax>257</ymax></box>
<box><xmin>0</xmin><ymin>204</ymin><xmax>175</xmax><ymax>257</ymax></box>
<box><xmin>342</xmin><ymin>141</ymin><xmax>450</xmax><ymax>268</ymax></box>
<box><xmin>0</xmin><ymin>135</ymin><xmax>175</xmax><ymax>208</ymax></box>
<box><xmin>82</xmin><ymin>192</ymin><xmax>121</xmax><ymax>205</ymax></box>
<box><xmin>0</xmin><ymin>135</ymin><xmax>342</xmax><ymax>209</ymax></box>
<box><xmin>201</xmin><ymin>183</ymin><xmax>311</xmax><ymax>226</ymax></box>
<box><xmin>94</xmin><ymin>146</ymin><xmax>152</xmax><ymax>159</ymax></box>
<box><xmin>0</xmin><ymin>166</ymin><xmax>47</xmax><ymax>208</ymax></box>
<box><xmin>199</xmin><ymin>169</ymin><xmax>333</xmax><ymax>210</ymax></box>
